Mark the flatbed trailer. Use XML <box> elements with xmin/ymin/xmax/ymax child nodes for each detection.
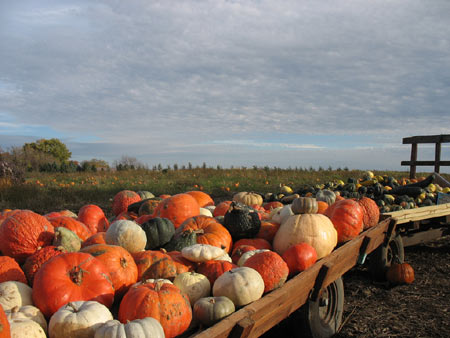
<box><xmin>182</xmin><ymin>202</ymin><xmax>450</xmax><ymax>338</ymax></box>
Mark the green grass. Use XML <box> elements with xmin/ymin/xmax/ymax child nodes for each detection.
<box><xmin>1</xmin><ymin>168</ymin><xmax>447</xmax><ymax>217</ymax></box>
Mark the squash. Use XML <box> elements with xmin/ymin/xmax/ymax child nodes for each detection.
<box><xmin>32</xmin><ymin>252</ymin><xmax>114</xmax><ymax>318</ymax></box>
<box><xmin>5</xmin><ymin>305</ymin><xmax>47</xmax><ymax>335</ymax></box>
<box><xmin>193</xmin><ymin>296</ymin><xmax>235</xmax><ymax>327</ymax></box>
<box><xmin>223</xmin><ymin>202</ymin><xmax>261</xmax><ymax>241</ymax></box>
<box><xmin>315</xmin><ymin>189</ymin><xmax>336</xmax><ymax>205</ymax></box>
<box><xmin>0</xmin><ymin>281</ymin><xmax>33</xmax><ymax>311</ymax></box>
<box><xmin>291</xmin><ymin>197</ymin><xmax>318</xmax><ymax>214</ymax></box>
<box><xmin>133</xmin><ymin>250</ymin><xmax>190</xmax><ymax>281</ymax></box>
<box><xmin>243</xmin><ymin>250</ymin><xmax>289</xmax><ymax>293</ymax></box>
<box><xmin>212</xmin><ymin>267</ymin><xmax>264</xmax><ymax>307</ymax></box>
<box><xmin>136</xmin><ymin>191</ymin><xmax>155</xmax><ymax>200</ymax></box>
<box><xmin>118</xmin><ymin>281</ymin><xmax>192</xmax><ymax>338</ymax></box>
<box><xmin>386</xmin><ymin>261</ymin><xmax>415</xmax><ymax>285</ymax></box>
<box><xmin>49</xmin><ymin>301</ymin><xmax>113</xmax><ymax>338</ymax></box>
<box><xmin>112</xmin><ymin>190</ymin><xmax>141</xmax><ymax>217</ymax></box>
<box><xmin>324</xmin><ymin>199</ymin><xmax>364</xmax><ymax>243</ymax></box>
<box><xmin>94</xmin><ymin>317</ymin><xmax>165</xmax><ymax>338</ymax></box>
<box><xmin>152</xmin><ymin>193</ymin><xmax>200</xmax><ymax>229</ymax></box>
<box><xmin>22</xmin><ymin>246</ymin><xmax>66</xmax><ymax>286</ymax></box>
<box><xmin>47</xmin><ymin>216</ymin><xmax>92</xmax><ymax>241</ymax></box>
<box><xmin>270</xmin><ymin>205</ymin><xmax>293</xmax><ymax>225</ymax></box>
<box><xmin>0</xmin><ymin>256</ymin><xmax>27</xmax><ymax>284</ymax></box>
<box><xmin>105</xmin><ymin>220</ymin><xmax>147</xmax><ymax>254</ymax></box>
<box><xmin>232</xmin><ymin>192</ymin><xmax>263</xmax><ymax>207</ymax></box>
<box><xmin>77</xmin><ymin>204</ymin><xmax>109</xmax><ymax>234</ymax></box>
<box><xmin>273</xmin><ymin>214</ymin><xmax>337</xmax><ymax>259</ymax></box>
<box><xmin>185</xmin><ymin>191</ymin><xmax>215</xmax><ymax>208</ymax></box>
<box><xmin>281</xmin><ymin>243</ymin><xmax>318</xmax><ymax>276</ymax></box>
<box><xmin>357</xmin><ymin>197</ymin><xmax>380</xmax><ymax>229</ymax></box>
<box><xmin>237</xmin><ymin>249</ymin><xmax>270</xmax><ymax>267</ymax></box>
<box><xmin>163</xmin><ymin>229</ymin><xmax>198</xmax><ymax>252</ymax></box>
<box><xmin>196</xmin><ymin>260</ymin><xmax>238</xmax><ymax>285</ymax></box>
<box><xmin>173</xmin><ymin>272</ymin><xmax>211</xmax><ymax>306</ymax></box>
<box><xmin>53</xmin><ymin>227</ymin><xmax>82</xmax><ymax>252</ymax></box>
<box><xmin>140</xmin><ymin>217</ymin><xmax>175</xmax><ymax>250</ymax></box>
<box><xmin>181</xmin><ymin>244</ymin><xmax>226</xmax><ymax>263</ymax></box>
<box><xmin>0</xmin><ymin>210</ymin><xmax>55</xmax><ymax>263</ymax></box>
<box><xmin>9</xmin><ymin>318</ymin><xmax>46</xmax><ymax>338</ymax></box>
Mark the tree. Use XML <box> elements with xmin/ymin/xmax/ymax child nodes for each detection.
<box><xmin>23</xmin><ymin>138</ymin><xmax>71</xmax><ymax>163</ymax></box>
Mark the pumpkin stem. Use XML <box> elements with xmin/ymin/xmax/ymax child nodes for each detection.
<box><xmin>69</xmin><ymin>266</ymin><xmax>84</xmax><ymax>286</ymax></box>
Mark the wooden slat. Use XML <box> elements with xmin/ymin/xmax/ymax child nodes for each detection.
<box><xmin>402</xmin><ymin>227</ymin><xmax>450</xmax><ymax>247</ymax></box>
<box><xmin>402</xmin><ymin>134</ymin><xmax>450</xmax><ymax>144</ymax></box>
<box><xmin>401</xmin><ymin>160</ymin><xmax>450</xmax><ymax>166</ymax></box>
<box><xmin>189</xmin><ymin>218</ymin><xmax>391</xmax><ymax>338</ymax></box>
<box><xmin>382</xmin><ymin>203</ymin><xmax>450</xmax><ymax>224</ymax></box>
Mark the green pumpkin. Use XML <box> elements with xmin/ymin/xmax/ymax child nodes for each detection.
<box><xmin>343</xmin><ymin>183</ymin><xmax>357</xmax><ymax>192</ymax></box>
<box><xmin>163</xmin><ymin>229</ymin><xmax>198</xmax><ymax>252</ymax></box>
<box><xmin>223</xmin><ymin>202</ymin><xmax>261</xmax><ymax>241</ymax></box>
<box><xmin>53</xmin><ymin>227</ymin><xmax>81</xmax><ymax>252</ymax></box>
<box><xmin>141</xmin><ymin>217</ymin><xmax>175</xmax><ymax>250</ymax></box>
<box><xmin>137</xmin><ymin>190</ymin><xmax>155</xmax><ymax>199</ymax></box>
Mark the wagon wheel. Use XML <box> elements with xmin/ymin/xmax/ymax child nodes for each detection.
<box><xmin>368</xmin><ymin>233</ymin><xmax>405</xmax><ymax>280</ymax></box>
<box><xmin>295</xmin><ymin>277</ymin><xmax>344</xmax><ymax>338</ymax></box>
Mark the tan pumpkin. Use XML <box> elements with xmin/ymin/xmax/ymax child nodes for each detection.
<box><xmin>8</xmin><ymin>318</ymin><xmax>46</xmax><ymax>338</ymax></box>
<box><xmin>232</xmin><ymin>192</ymin><xmax>263</xmax><ymax>207</ymax></box>
<box><xmin>173</xmin><ymin>272</ymin><xmax>211</xmax><ymax>306</ymax></box>
<box><xmin>291</xmin><ymin>197</ymin><xmax>318</xmax><ymax>214</ymax></box>
<box><xmin>0</xmin><ymin>281</ymin><xmax>33</xmax><ymax>311</ymax></box>
<box><xmin>273</xmin><ymin>214</ymin><xmax>338</xmax><ymax>259</ymax></box>
<box><xmin>212</xmin><ymin>267</ymin><xmax>264</xmax><ymax>307</ymax></box>
<box><xmin>105</xmin><ymin>220</ymin><xmax>146</xmax><ymax>254</ymax></box>
<box><xmin>5</xmin><ymin>305</ymin><xmax>47</xmax><ymax>335</ymax></box>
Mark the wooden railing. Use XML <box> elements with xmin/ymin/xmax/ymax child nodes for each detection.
<box><xmin>401</xmin><ymin>134</ymin><xmax>450</xmax><ymax>178</ymax></box>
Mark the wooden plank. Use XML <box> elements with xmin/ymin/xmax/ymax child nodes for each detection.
<box><xmin>189</xmin><ymin>218</ymin><xmax>391</xmax><ymax>338</ymax></box>
<box><xmin>401</xmin><ymin>160</ymin><xmax>450</xmax><ymax>166</ymax></box>
<box><xmin>402</xmin><ymin>135</ymin><xmax>450</xmax><ymax>144</ymax></box>
<box><xmin>435</xmin><ymin>142</ymin><xmax>442</xmax><ymax>173</ymax></box>
<box><xmin>410</xmin><ymin>143</ymin><xmax>417</xmax><ymax>179</ymax></box>
<box><xmin>402</xmin><ymin>227</ymin><xmax>450</xmax><ymax>247</ymax></box>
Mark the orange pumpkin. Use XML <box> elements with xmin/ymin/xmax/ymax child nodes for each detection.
<box><xmin>178</xmin><ymin>215</ymin><xmax>232</xmax><ymax>253</ymax></box>
<box><xmin>281</xmin><ymin>243</ymin><xmax>317</xmax><ymax>276</ymax></box>
<box><xmin>133</xmin><ymin>250</ymin><xmax>190</xmax><ymax>281</ymax></box>
<box><xmin>0</xmin><ymin>256</ymin><xmax>27</xmax><ymax>284</ymax></box>
<box><xmin>185</xmin><ymin>191</ymin><xmax>215</xmax><ymax>207</ymax></box>
<box><xmin>80</xmin><ymin>244</ymin><xmax>138</xmax><ymax>298</ymax></box>
<box><xmin>48</xmin><ymin>216</ymin><xmax>92</xmax><ymax>241</ymax></box>
<box><xmin>0</xmin><ymin>304</ymin><xmax>11</xmax><ymax>338</ymax></box>
<box><xmin>262</xmin><ymin>201</ymin><xmax>284</xmax><ymax>212</ymax></box>
<box><xmin>232</xmin><ymin>238</ymin><xmax>272</xmax><ymax>252</ymax></box>
<box><xmin>153</xmin><ymin>193</ymin><xmax>200</xmax><ymax>229</ymax></box>
<box><xmin>81</xmin><ymin>232</ymin><xmax>107</xmax><ymax>248</ymax></box>
<box><xmin>112</xmin><ymin>190</ymin><xmax>141</xmax><ymax>217</ymax></box>
<box><xmin>0</xmin><ymin>210</ymin><xmax>55</xmax><ymax>263</ymax></box>
<box><xmin>316</xmin><ymin>201</ymin><xmax>329</xmax><ymax>214</ymax></box>
<box><xmin>213</xmin><ymin>201</ymin><xmax>232</xmax><ymax>217</ymax></box>
<box><xmin>386</xmin><ymin>261</ymin><xmax>415</xmax><ymax>285</ymax></box>
<box><xmin>243</xmin><ymin>250</ymin><xmax>289</xmax><ymax>293</ymax></box>
<box><xmin>118</xmin><ymin>281</ymin><xmax>192</xmax><ymax>338</ymax></box>
<box><xmin>324</xmin><ymin>199</ymin><xmax>364</xmax><ymax>243</ymax></box>
<box><xmin>78</xmin><ymin>204</ymin><xmax>109</xmax><ymax>234</ymax></box>
<box><xmin>196</xmin><ymin>260</ymin><xmax>237</xmax><ymax>285</ymax></box>
<box><xmin>255</xmin><ymin>220</ymin><xmax>280</xmax><ymax>243</ymax></box>
<box><xmin>32</xmin><ymin>252</ymin><xmax>114</xmax><ymax>318</ymax></box>
<box><xmin>357</xmin><ymin>197</ymin><xmax>380</xmax><ymax>230</ymax></box>
<box><xmin>22</xmin><ymin>245</ymin><xmax>66</xmax><ymax>286</ymax></box>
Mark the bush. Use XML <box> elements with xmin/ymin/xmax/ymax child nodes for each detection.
<box><xmin>0</xmin><ymin>160</ymin><xmax>24</xmax><ymax>185</ymax></box>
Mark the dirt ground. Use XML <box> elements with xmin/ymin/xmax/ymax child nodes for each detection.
<box><xmin>261</xmin><ymin>235</ymin><xmax>450</xmax><ymax>338</ymax></box>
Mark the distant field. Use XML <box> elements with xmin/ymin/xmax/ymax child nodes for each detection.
<box><xmin>1</xmin><ymin>168</ymin><xmax>447</xmax><ymax>216</ymax></box>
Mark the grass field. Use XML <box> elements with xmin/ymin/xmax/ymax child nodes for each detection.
<box><xmin>1</xmin><ymin>168</ymin><xmax>447</xmax><ymax>217</ymax></box>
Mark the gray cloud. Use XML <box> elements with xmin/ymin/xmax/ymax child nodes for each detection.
<box><xmin>1</xmin><ymin>0</ymin><xmax>450</xmax><ymax>170</ymax></box>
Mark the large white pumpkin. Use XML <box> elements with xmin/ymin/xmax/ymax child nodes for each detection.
<box><xmin>273</xmin><ymin>214</ymin><xmax>337</xmax><ymax>259</ymax></box>
<box><xmin>49</xmin><ymin>301</ymin><xmax>113</xmax><ymax>338</ymax></box>
<box><xmin>9</xmin><ymin>318</ymin><xmax>46</xmax><ymax>338</ymax></box>
<box><xmin>6</xmin><ymin>305</ymin><xmax>47</xmax><ymax>334</ymax></box>
<box><xmin>105</xmin><ymin>220</ymin><xmax>147</xmax><ymax>254</ymax></box>
<box><xmin>94</xmin><ymin>318</ymin><xmax>165</xmax><ymax>338</ymax></box>
<box><xmin>173</xmin><ymin>272</ymin><xmax>211</xmax><ymax>306</ymax></box>
<box><xmin>212</xmin><ymin>267</ymin><xmax>264</xmax><ymax>307</ymax></box>
<box><xmin>0</xmin><ymin>281</ymin><xmax>33</xmax><ymax>311</ymax></box>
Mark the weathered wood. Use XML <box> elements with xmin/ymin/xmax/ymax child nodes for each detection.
<box><xmin>229</xmin><ymin>317</ymin><xmax>255</xmax><ymax>338</ymax></box>
<box><xmin>402</xmin><ymin>227</ymin><xmax>450</xmax><ymax>247</ymax></box>
<box><xmin>189</xmin><ymin>218</ymin><xmax>391</xmax><ymax>338</ymax></box>
<box><xmin>410</xmin><ymin>143</ymin><xmax>417</xmax><ymax>179</ymax></box>
<box><xmin>435</xmin><ymin>142</ymin><xmax>441</xmax><ymax>173</ymax></box>
<box><xmin>403</xmin><ymin>135</ymin><xmax>450</xmax><ymax>144</ymax></box>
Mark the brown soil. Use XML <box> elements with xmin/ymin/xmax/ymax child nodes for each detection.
<box><xmin>261</xmin><ymin>236</ymin><xmax>450</xmax><ymax>338</ymax></box>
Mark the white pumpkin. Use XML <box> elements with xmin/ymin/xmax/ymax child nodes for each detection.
<box><xmin>199</xmin><ymin>208</ymin><xmax>213</xmax><ymax>217</ymax></box>
<box><xmin>273</xmin><ymin>214</ymin><xmax>338</xmax><ymax>259</ymax></box>
<box><xmin>0</xmin><ymin>281</ymin><xmax>33</xmax><ymax>311</ymax></box>
<box><xmin>9</xmin><ymin>318</ymin><xmax>46</xmax><ymax>338</ymax></box>
<box><xmin>203</xmin><ymin>205</ymin><xmax>216</xmax><ymax>214</ymax></box>
<box><xmin>6</xmin><ymin>305</ymin><xmax>47</xmax><ymax>334</ymax></box>
<box><xmin>237</xmin><ymin>249</ymin><xmax>270</xmax><ymax>267</ymax></box>
<box><xmin>105</xmin><ymin>220</ymin><xmax>147</xmax><ymax>254</ymax></box>
<box><xmin>49</xmin><ymin>301</ymin><xmax>113</xmax><ymax>338</ymax></box>
<box><xmin>214</xmin><ymin>252</ymin><xmax>232</xmax><ymax>263</ymax></box>
<box><xmin>271</xmin><ymin>205</ymin><xmax>293</xmax><ymax>224</ymax></box>
<box><xmin>212</xmin><ymin>267</ymin><xmax>264</xmax><ymax>307</ymax></box>
<box><xmin>173</xmin><ymin>272</ymin><xmax>211</xmax><ymax>306</ymax></box>
<box><xmin>94</xmin><ymin>318</ymin><xmax>165</xmax><ymax>338</ymax></box>
<box><xmin>181</xmin><ymin>244</ymin><xmax>226</xmax><ymax>262</ymax></box>
<box><xmin>232</xmin><ymin>192</ymin><xmax>263</xmax><ymax>206</ymax></box>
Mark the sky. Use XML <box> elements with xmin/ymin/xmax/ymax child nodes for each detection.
<box><xmin>1</xmin><ymin>0</ymin><xmax>450</xmax><ymax>172</ymax></box>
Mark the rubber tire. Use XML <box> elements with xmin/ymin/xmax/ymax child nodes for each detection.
<box><xmin>368</xmin><ymin>233</ymin><xmax>404</xmax><ymax>280</ymax></box>
<box><xmin>295</xmin><ymin>277</ymin><xmax>345</xmax><ymax>338</ymax></box>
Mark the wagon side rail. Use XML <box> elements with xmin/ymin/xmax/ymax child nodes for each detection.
<box><xmin>188</xmin><ymin>217</ymin><xmax>393</xmax><ymax>338</ymax></box>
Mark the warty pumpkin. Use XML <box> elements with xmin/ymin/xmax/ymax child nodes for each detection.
<box><xmin>22</xmin><ymin>246</ymin><xmax>66</xmax><ymax>286</ymax></box>
<box><xmin>0</xmin><ymin>256</ymin><xmax>27</xmax><ymax>284</ymax></box>
<box><xmin>324</xmin><ymin>198</ymin><xmax>364</xmax><ymax>243</ymax></box>
<box><xmin>133</xmin><ymin>250</ymin><xmax>190</xmax><ymax>281</ymax></box>
<box><xmin>112</xmin><ymin>190</ymin><xmax>142</xmax><ymax>217</ymax></box>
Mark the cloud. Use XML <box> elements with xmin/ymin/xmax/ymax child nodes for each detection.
<box><xmin>1</xmin><ymin>0</ymin><xmax>449</xmax><ymax>170</ymax></box>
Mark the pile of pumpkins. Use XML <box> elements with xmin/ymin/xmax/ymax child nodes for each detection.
<box><xmin>266</xmin><ymin>171</ymin><xmax>450</xmax><ymax>213</ymax></box>
<box><xmin>0</xmin><ymin>185</ymin><xmax>380</xmax><ymax>338</ymax></box>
